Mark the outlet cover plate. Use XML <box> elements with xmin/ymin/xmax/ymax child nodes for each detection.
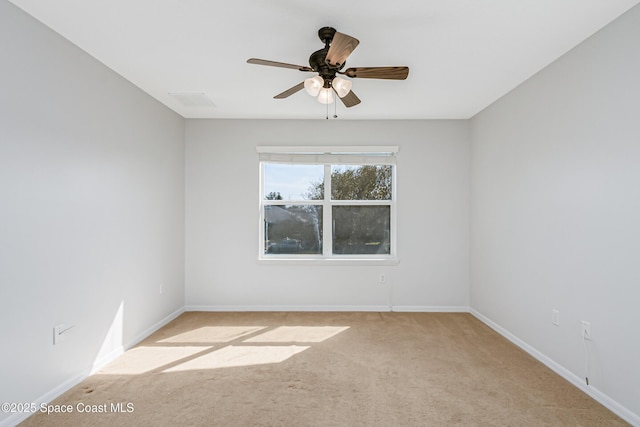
<box><xmin>581</xmin><ymin>321</ymin><xmax>591</xmax><ymax>340</ymax></box>
<box><xmin>53</xmin><ymin>324</ymin><xmax>64</xmax><ymax>345</ymax></box>
<box><xmin>552</xmin><ymin>309</ymin><xmax>560</xmax><ymax>326</ymax></box>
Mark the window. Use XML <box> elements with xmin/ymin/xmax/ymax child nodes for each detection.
<box><xmin>258</xmin><ymin>146</ymin><xmax>397</xmax><ymax>262</ymax></box>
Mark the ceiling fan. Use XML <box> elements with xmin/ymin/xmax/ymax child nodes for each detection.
<box><xmin>247</xmin><ymin>27</ymin><xmax>409</xmax><ymax>108</ymax></box>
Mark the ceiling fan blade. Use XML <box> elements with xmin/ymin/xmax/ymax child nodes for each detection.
<box><xmin>247</xmin><ymin>58</ymin><xmax>313</xmax><ymax>72</ymax></box>
<box><xmin>274</xmin><ymin>82</ymin><xmax>305</xmax><ymax>99</ymax></box>
<box><xmin>344</xmin><ymin>66</ymin><xmax>409</xmax><ymax>80</ymax></box>
<box><xmin>325</xmin><ymin>32</ymin><xmax>360</xmax><ymax>67</ymax></box>
<box><xmin>336</xmin><ymin>89</ymin><xmax>361</xmax><ymax>108</ymax></box>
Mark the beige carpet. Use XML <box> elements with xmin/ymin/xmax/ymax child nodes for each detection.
<box><xmin>20</xmin><ymin>312</ymin><xmax>627</xmax><ymax>426</ymax></box>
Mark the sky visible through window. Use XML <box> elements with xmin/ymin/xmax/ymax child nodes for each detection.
<box><xmin>263</xmin><ymin>164</ymin><xmax>323</xmax><ymax>200</ymax></box>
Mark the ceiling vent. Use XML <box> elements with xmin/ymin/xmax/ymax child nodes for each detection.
<box><xmin>169</xmin><ymin>92</ymin><xmax>215</xmax><ymax>107</ymax></box>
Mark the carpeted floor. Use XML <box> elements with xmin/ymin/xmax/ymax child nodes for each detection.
<box><xmin>20</xmin><ymin>312</ymin><xmax>627</xmax><ymax>426</ymax></box>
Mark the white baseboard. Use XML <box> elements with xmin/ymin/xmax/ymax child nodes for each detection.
<box><xmin>0</xmin><ymin>368</ymin><xmax>91</xmax><ymax>427</ymax></box>
<box><xmin>392</xmin><ymin>305</ymin><xmax>470</xmax><ymax>312</ymax></box>
<box><xmin>470</xmin><ymin>308</ymin><xmax>640</xmax><ymax>427</ymax></box>
<box><xmin>89</xmin><ymin>306</ymin><xmax>184</xmax><ymax>375</ymax></box>
<box><xmin>185</xmin><ymin>305</ymin><xmax>470</xmax><ymax>313</ymax></box>
<box><xmin>0</xmin><ymin>306</ymin><xmax>185</xmax><ymax>427</ymax></box>
<box><xmin>185</xmin><ymin>305</ymin><xmax>392</xmax><ymax>312</ymax></box>
<box><xmin>125</xmin><ymin>306</ymin><xmax>185</xmax><ymax>350</ymax></box>
<box><xmin>90</xmin><ymin>345</ymin><xmax>124</xmax><ymax>375</ymax></box>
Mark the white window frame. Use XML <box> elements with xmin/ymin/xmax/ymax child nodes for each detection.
<box><xmin>257</xmin><ymin>146</ymin><xmax>398</xmax><ymax>265</ymax></box>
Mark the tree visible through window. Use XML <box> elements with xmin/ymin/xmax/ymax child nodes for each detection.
<box><xmin>261</xmin><ymin>162</ymin><xmax>394</xmax><ymax>258</ymax></box>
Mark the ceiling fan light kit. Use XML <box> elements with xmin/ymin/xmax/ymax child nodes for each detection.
<box><xmin>332</xmin><ymin>76</ymin><xmax>352</xmax><ymax>98</ymax></box>
<box><xmin>304</xmin><ymin>75</ymin><xmax>324</xmax><ymax>97</ymax></box>
<box><xmin>303</xmin><ymin>75</ymin><xmax>350</xmax><ymax>103</ymax></box>
<box><xmin>317</xmin><ymin>87</ymin><xmax>335</xmax><ymax>105</ymax></box>
<box><xmin>247</xmin><ymin>26</ymin><xmax>409</xmax><ymax>112</ymax></box>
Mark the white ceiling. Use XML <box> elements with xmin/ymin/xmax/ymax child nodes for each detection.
<box><xmin>9</xmin><ymin>0</ymin><xmax>640</xmax><ymax>119</ymax></box>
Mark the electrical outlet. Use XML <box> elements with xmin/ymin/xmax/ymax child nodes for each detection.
<box><xmin>53</xmin><ymin>324</ymin><xmax>75</xmax><ymax>345</ymax></box>
<box><xmin>581</xmin><ymin>321</ymin><xmax>591</xmax><ymax>340</ymax></box>
<box><xmin>53</xmin><ymin>324</ymin><xmax>64</xmax><ymax>345</ymax></box>
<box><xmin>379</xmin><ymin>274</ymin><xmax>386</xmax><ymax>283</ymax></box>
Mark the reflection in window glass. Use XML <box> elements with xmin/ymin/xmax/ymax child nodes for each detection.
<box><xmin>332</xmin><ymin>206</ymin><xmax>390</xmax><ymax>254</ymax></box>
<box><xmin>264</xmin><ymin>205</ymin><xmax>323</xmax><ymax>254</ymax></box>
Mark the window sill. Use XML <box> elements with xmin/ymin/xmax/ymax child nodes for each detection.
<box><xmin>257</xmin><ymin>257</ymin><xmax>399</xmax><ymax>266</ymax></box>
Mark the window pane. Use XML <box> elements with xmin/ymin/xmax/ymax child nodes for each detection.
<box><xmin>264</xmin><ymin>164</ymin><xmax>324</xmax><ymax>200</ymax></box>
<box><xmin>264</xmin><ymin>205</ymin><xmax>323</xmax><ymax>254</ymax></box>
<box><xmin>332</xmin><ymin>206</ymin><xmax>390</xmax><ymax>254</ymax></box>
<box><xmin>331</xmin><ymin>165</ymin><xmax>392</xmax><ymax>200</ymax></box>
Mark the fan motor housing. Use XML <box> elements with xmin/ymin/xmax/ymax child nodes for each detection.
<box><xmin>309</xmin><ymin>49</ymin><xmax>340</xmax><ymax>86</ymax></box>
<box><xmin>309</xmin><ymin>27</ymin><xmax>344</xmax><ymax>85</ymax></box>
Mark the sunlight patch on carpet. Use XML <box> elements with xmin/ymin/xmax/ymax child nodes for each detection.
<box><xmin>162</xmin><ymin>345</ymin><xmax>309</xmax><ymax>372</ymax></box>
<box><xmin>157</xmin><ymin>326</ymin><xmax>266</xmax><ymax>343</ymax></box>
<box><xmin>244</xmin><ymin>326</ymin><xmax>350</xmax><ymax>343</ymax></box>
<box><xmin>100</xmin><ymin>346</ymin><xmax>211</xmax><ymax>375</ymax></box>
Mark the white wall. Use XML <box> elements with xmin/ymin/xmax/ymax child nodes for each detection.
<box><xmin>0</xmin><ymin>3</ymin><xmax>185</xmax><ymax>424</ymax></box>
<box><xmin>470</xmin><ymin>4</ymin><xmax>640</xmax><ymax>423</ymax></box>
<box><xmin>185</xmin><ymin>119</ymin><xmax>470</xmax><ymax>310</ymax></box>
